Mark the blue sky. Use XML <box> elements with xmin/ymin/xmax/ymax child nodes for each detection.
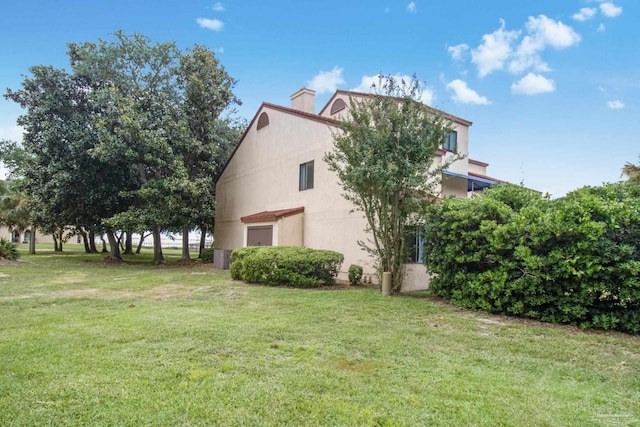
<box><xmin>1</xmin><ymin>0</ymin><xmax>637</xmax><ymax>196</ymax></box>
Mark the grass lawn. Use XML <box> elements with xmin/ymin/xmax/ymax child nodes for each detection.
<box><xmin>1</xmin><ymin>244</ymin><xmax>639</xmax><ymax>426</ymax></box>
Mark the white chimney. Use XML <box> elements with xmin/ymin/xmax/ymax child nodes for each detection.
<box><xmin>290</xmin><ymin>87</ymin><xmax>316</xmax><ymax>114</ymax></box>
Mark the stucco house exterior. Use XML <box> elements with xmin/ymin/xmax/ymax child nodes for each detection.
<box><xmin>0</xmin><ymin>225</ymin><xmax>75</xmax><ymax>246</ymax></box>
<box><xmin>214</xmin><ymin>88</ymin><xmax>501</xmax><ymax>291</ymax></box>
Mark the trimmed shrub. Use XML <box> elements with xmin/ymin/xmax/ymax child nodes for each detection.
<box><xmin>348</xmin><ymin>264</ymin><xmax>363</xmax><ymax>285</ymax></box>
<box><xmin>200</xmin><ymin>248</ymin><xmax>214</xmax><ymax>263</ymax></box>
<box><xmin>0</xmin><ymin>238</ymin><xmax>20</xmax><ymax>261</ymax></box>
<box><xmin>229</xmin><ymin>246</ymin><xmax>262</xmax><ymax>280</ymax></box>
<box><xmin>230</xmin><ymin>246</ymin><xmax>344</xmax><ymax>288</ymax></box>
<box><xmin>424</xmin><ymin>183</ymin><xmax>640</xmax><ymax>334</ymax></box>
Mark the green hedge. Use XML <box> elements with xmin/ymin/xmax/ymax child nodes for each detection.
<box><xmin>200</xmin><ymin>248</ymin><xmax>214</xmax><ymax>263</ymax></box>
<box><xmin>424</xmin><ymin>183</ymin><xmax>640</xmax><ymax>334</ymax></box>
<box><xmin>230</xmin><ymin>246</ymin><xmax>262</xmax><ymax>280</ymax></box>
<box><xmin>230</xmin><ymin>246</ymin><xmax>344</xmax><ymax>288</ymax></box>
<box><xmin>348</xmin><ymin>264</ymin><xmax>363</xmax><ymax>285</ymax></box>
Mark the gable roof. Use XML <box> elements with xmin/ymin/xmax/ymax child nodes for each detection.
<box><xmin>217</xmin><ymin>89</ymin><xmax>473</xmax><ymax>184</ymax></box>
<box><xmin>319</xmin><ymin>89</ymin><xmax>473</xmax><ymax>127</ymax></box>
<box><xmin>262</xmin><ymin>102</ymin><xmax>339</xmax><ymax>126</ymax></box>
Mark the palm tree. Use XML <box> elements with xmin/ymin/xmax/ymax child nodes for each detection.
<box><xmin>0</xmin><ymin>180</ymin><xmax>34</xmax><ymax>253</ymax></box>
<box><xmin>622</xmin><ymin>157</ymin><xmax>640</xmax><ymax>184</ymax></box>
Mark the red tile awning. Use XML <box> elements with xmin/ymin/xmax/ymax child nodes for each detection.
<box><xmin>241</xmin><ymin>206</ymin><xmax>305</xmax><ymax>223</ymax></box>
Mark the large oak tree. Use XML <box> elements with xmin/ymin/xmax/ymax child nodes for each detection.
<box><xmin>3</xmin><ymin>31</ymin><xmax>240</xmax><ymax>263</ymax></box>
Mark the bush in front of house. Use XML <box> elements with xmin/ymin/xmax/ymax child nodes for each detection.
<box><xmin>230</xmin><ymin>246</ymin><xmax>344</xmax><ymax>288</ymax></box>
<box><xmin>200</xmin><ymin>248</ymin><xmax>214</xmax><ymax>263</ymax></box>
<box><xmin>0</xmin><ymin>238</ymin><xmax>20</xmax><ymax>261</ymax></box>
<box><xmin>348</xmin><ymin>264</ymin><xmax>363</xmax><ymax>285</ymax></box>
<box><xmin>229</xmin><ymin>246</ymin><xmax>262</xmax><ymax>280</ymax></box>
<box><xmin>424</xmin><ymin>183</ymin><xmax>640</xmax><ymax>334</ymax></box>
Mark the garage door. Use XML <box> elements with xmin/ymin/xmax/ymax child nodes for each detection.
<box><xmin>247</xmin><ymin>225</ymin><xmax>273</xmax><ymax>246</ymax></box>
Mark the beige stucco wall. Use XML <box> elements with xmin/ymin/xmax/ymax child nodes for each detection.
<box><xmin>443</xmin><ymin>124</ymin><xmax>469</xmax><ymax>175</ymax></box>
<box><xmin>468</xmin><ymin>160</ymin><xmax>488</xmax><ymax>175</ymax></box>
<box><xmin>404</xmin><ymin>263</ymin><xmax>432</xmax><ymax>292</ymax></box>
<box><xmin>278</xmin><ymin>213</ymin><xmax>304</xmax><ymax>247</ymax></box>
<box><xmin>215</xmin><ymin>95</ymin><xmax>478</xmax><ymax>291</ymax></box>
<box><xmin>0</xmin><ymin>226</ymin><xmax>61</xmax><ymax>245</ymax></box>
<box><xmin>0</xmin><ymin>226</ymin><xmax>11</xmax><ymax>241</ymax></box>
<box><xmin>442</xmin><ymin>175</ymin><xmax>470</xmax><ymax>199</ymax></box>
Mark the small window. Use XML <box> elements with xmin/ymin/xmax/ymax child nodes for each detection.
<box><xmin>257</xmin><ymin>112</ymin><xmax>269</xmax><ymax>130</ymax></box>
<box><xmin>443</xmin><ymin>130</ymin><xmax>457</xmax><ymax>152</ymax></box>
<box><xmin>330</xmin><ymin>99</ymin><xmax>346</xmax><ymax>115</ymax></box>
<box><xmin>299</xmin><ymin>160</ymin><xmax>314</xmax><ymax>191</ymax></box>
<box><xmin>405</xmin><ymin>227</ymin><xmax>425</xmax><ymax>263</ymax></box>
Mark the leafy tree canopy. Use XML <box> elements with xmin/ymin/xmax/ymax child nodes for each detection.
<box><xmin>3</xmin><ymin>31</ymin><xmax>242</xmax><ymax>262</ymax></box>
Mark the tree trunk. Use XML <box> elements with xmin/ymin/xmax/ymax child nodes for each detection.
<box><xmin>29</xmin><ymin>226</ymin><xmax>36</xmax><ymax>255</ymax></box>
<box><xmin>181</xmin><ymin>226</ymin><xmax>190</xmax><ymax>261</ymax></box>
<box><xmin>105</xmin><ymin>227</ymin><xmax>122</xmax><ymax>262</ymax></box>
<box><xmin>89</xmin><ymin>230</ymin><xmax>98</xmax><ymax>253</ymax></box>
<box><xmin>136</xmin><ymin>233</ymin><xmax>146</xmax><ymax>254</ymax></box>
<box><xmin>124</xmin><ymin>231</ymin><xmax>133</xmax><ymax>255</ymax></box>
<box><xmin>81</xmin><ymin>230</ymin><xmax>91</xmax><ymax>253</ymax></box>
<box><xmin>199</xmin><ymin>224</ymin><xmax>207</xmax><ymax>258</ymax></box>
<box><xmin>100</xmin><ymin>234</ymin><xmax>108</xmax><ymax>252</ymax></box>
<box><xmin>53</xmin><ymin>234</ymin><xmax>60</xmax><ymax>252</ymax></box>
<box><xmin>152</xmin><ymin>224</ymin><xmax>164</xmax><ymax>265</ymax></box>
<box><xmin>117</xmin><ymin>231</ymin><xmax>125</xmax><ymax>251</ymax></box>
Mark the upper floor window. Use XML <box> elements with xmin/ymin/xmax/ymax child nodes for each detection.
<box><xmin>299</xmin><ymin>160</ymin><xmax>314</xmax><ymax>191</ymax></box>
<box><xmin>257</xmin><ymin>112</ymin><xmax>269</xmax><ymax>130</ymax></box>
<box><xmin>330</xmin><ymin>98</ymin><xmax>346</xmax><ymax>115</ymax></box>
<box><xmin>443</xmin><ymin>130</ymin><xmax>457</xmax><ymax>152</ymax></box>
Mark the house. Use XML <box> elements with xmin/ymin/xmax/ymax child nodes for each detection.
<box><xmin>214</xmin><ymin>88</ymin><xmax>501</xmax><ymax>291</ymax></box>
<box><xmin>0</xmin><ymin>225</ymin><xmax>73</xmax><ymax>245</ymax></box>
<box><xmin>0</xmin><ymin>226</ymin><xmax>31</xmax><ymax>243</ymax></box>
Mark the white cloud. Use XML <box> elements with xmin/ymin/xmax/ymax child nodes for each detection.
<box><xmin>308</xmin><ymin>67</ymin><xmax>346</xmax><ymax>94</ymax></box>
<box><xmin>608</xmin><ymin>100</ymin><xmax>625</xmax><ymax>109</ymax></box>
<box><xmin>446</xmin><ymin>79</ymin><xmax>490</xmax><ymax>104</ymax></box>
<box><xmin>406</xmin><ymin>2</ymin><xmax>416</xmax><ymax>13</ymax></box>
<box><xmin>572</xmin><ymin>7</ymin><xmax>597</xmax><ymax>22</ymax></box>
<box><xmin>196</xmin><ymin>17</ymin><xmax>224</xmax><ymax>31</ymax></box>
<box><xmin>448</xmin><ymin>43</ymin><xmax>469</xmax><ymax>61</ymax></box>
<box><xmin>212</xmin><ymin>2</ymin><xmax>225</xmax><ymax>12</ymax></box>
<box><xmin>511</xmin><ymin>73</ymin><xmax>556</xmax><ymax>95</ymax></box>
<box><xmin>597</xmin><ymin>23</ymin><xmax>606</xmax><ymax>32</ymax></box>
<box><xmin>352</xmin><ymin>74</ymin><xmax>435</xmax><ymax>105</ymax></box>
<box><xmin>526</xmin><ymin>16</ymin><xmax>581</xmax><ymax>50</ymax></box>
<box><xmin>509</xmin><ymin>15</ymin><xmax>580</xmax><ymax>74</ymax></box>
<box><xmin>471</xmin><ymin>19</ymin><xmax>520</xmax><ymax>78</ymax></box>
<box><xmin>215</xmin><ymin>47</ymin><xmax>224</xmax><ymax>54</ymax></box>
<box><xmin>352</xmin><ymin>75</ymin><xmax>379</xmax><ymax>92</ymax></box>
<box><xmin>419</xmin><ymin>87</ymin><xmax>435</xmax><ymax>105</ymax></box>
<box><xmin>600</xmin><ymin>2</ymin><xmax>622</xmax><ymax>18</ymax></box>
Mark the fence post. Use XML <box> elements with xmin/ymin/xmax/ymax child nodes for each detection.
<box><xmin>381</xmin><ymin>272</ymin><xmax>392</xmax><ymax>296</ymax></box>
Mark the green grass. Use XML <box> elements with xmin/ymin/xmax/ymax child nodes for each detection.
<box><xmin>1</xmin><ymin>245</ymin><xmax>639</xmax><ymax>426</ymax></box>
